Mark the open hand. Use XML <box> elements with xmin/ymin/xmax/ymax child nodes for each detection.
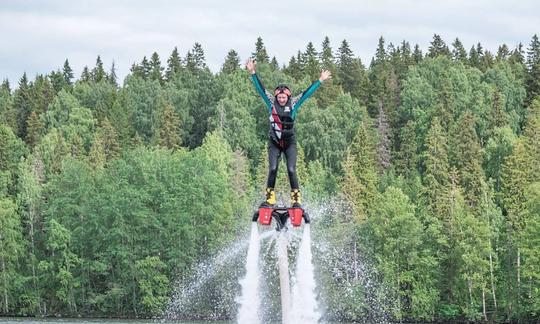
<box><xmin>319</xmin><ymin>70</ymin><xmax>332</xmax><ymax>82</ymax></box>
<box><xmin>246</xmin><ymin>58</ymin><xmax>256</xmax><ymax>74</ymax></box>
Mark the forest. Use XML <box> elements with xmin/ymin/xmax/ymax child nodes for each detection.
<box><xmin>1</xmin><ymin>34</ymin><xmax>540</xmax><ymax>322</ymax></box>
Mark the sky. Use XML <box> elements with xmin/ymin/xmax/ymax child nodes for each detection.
<box><xmin>1</xmin><ymin>0</ymin><xmax>539</xmax><ymax>85</ymax></box>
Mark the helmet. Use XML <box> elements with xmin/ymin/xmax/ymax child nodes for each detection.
<box><xmin>274</xmin><ymin>84</ymin><xmax>291</xmax><ymax>97</ymax></box>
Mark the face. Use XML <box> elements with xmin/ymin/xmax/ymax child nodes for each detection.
<box><xmin>277</xmin><ymin>93</ymin><xmax>288</xmax><ymax>106</ymax></box>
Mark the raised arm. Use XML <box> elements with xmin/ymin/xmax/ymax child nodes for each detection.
<box><xmin>246</xmin><ymin>58</ymin><xmax>273</xmax><ymax>110</ymax></box>
<box><xmin>291</xmin><ymin>70</ymin><xmax>332</xmax><ymax>113</ymax></box>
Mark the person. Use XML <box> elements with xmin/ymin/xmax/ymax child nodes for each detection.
<box><xmin>246</xmin><ymin>58</ymin><xmax>331</xmax><ymax>208</ymax></box>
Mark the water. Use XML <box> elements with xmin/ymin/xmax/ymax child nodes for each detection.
<box><xmin>162</xmin><ymin>196</ymin><xmax>392</xmax><ymax>323</ymax></box>
<box><xmin>276</xmin><ymin>233</ymin><xmax>291</xmax><ymax>324</ymax></box>
<box><xmin>236</xmin><ymin>223</ymin><xmax>260</xmax><ymax>324</ymax></box>
<box><xmin>291</xmin><ymin>224</ymin><xmax>320</xmax><ymax>323</ymax></box>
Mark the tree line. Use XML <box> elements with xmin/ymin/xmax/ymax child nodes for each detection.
<box><xmin>0</xmin><ymin>34</ymin><xmax>539</xmax><ymax>321</ymax></box>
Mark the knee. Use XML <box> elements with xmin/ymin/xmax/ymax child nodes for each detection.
<box><xmin>269</xmin><ymin>164</ymin><xmax>278</xmax><ymax>175</ymax></box>
<box><xmin>287</xmin><ymin>165</ymin><xmax>296</xmax><ymax>175</ymax></box>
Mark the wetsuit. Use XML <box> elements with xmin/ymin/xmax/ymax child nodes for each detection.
<box><xmin>250</xmin><ymin>73</ymin><xmax>321</xmax><ymax>189</ymax></box>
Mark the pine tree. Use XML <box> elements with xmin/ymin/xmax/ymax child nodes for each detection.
<box><xmin>141</xmin><ymin>56</ymin><xmax>151</xmax><ymax>78</ymax></box>
<box><xmin>320</xmin><ymin>36</ymin><xmax>335</xmax><ymax>71</ymax></box>
<box><xmin>252</xmin><ymin>36</ymin><xmax>269</xmax><ymax>64</ymax></box>
<box><xmin>496</xmin><ymin>44</ymin><xmax>510</xmax><ymax>62</ymax></box>
<box><xmin>62</xmin><ymin>59</ymin><xmax>74</xmax><ymax>87</ymax></box>
<box><xmin>422</xmin><ymin>117</ymin><xmax>450</xmax><ymax>216</ymax></box>
<box><xmin>303</xmin><ymin>41</ymin><xmax>320</xmax><ymax>80</ymax></box>
<box><xmin>412</xmin><ymin>44</ymin><xmax>423</xmax><ymax>63</ymax></box>
<box><xmin>158</xmin><ymin>103</ymin><xmax>181</xmax><ymax>149</ymax></box>
<box><xmin>13</xmin><ymin>73</ymin><xmax>31</xmax><ymax>138</ymax></box>
<box><xmin>395</xmin><ymin>120</ymin><xmax>418</xmax><ymax>177</ymax></box>
<box><xmin>374</xmin><ymin>36</ymin><xmax>387</xmax><ymax>63</ymax></box>
<box><xmin>80</xmin><ymin>66</ymin><xmax>91</xmax><ymax>82</ymax></box>
<box><xmin>342</xmin><ymin>121</ymin><xmax>378</xmax><ymax>220</ymax></box>
<box><xmin>284</xmin><ymin>55</ymin><xmax>301</xmax><ymax>80</ymax></box>
<box><xmin>469</xmin><ymin>45</ymin><xmax>480</xmax><ymax>68</ymax></box>
<box><xmin>428</xmin><ymin>34</ymin><xmax>451</xmax><ymax>58</ymax></box>
<box><xmin>451</xmin><ymin>111</ymin><xmax>485</xmax><ymax>207</ymax></box>
<box><xmin>452</xmin><ymin>38</ymin><xmax>468</xmax><ymax>62</ymax></box>
<box><xmin>165</xmin><ymin>46</ymin><xmax>182</xmax><ymax>81</ymax></box>
<box><xmin>480</xmin><ymin>51</ymin><xmax>495</xmax><ymax>72</ymax></box>
<box><xmin>92</xmin><ymin>55</ymin><xmax>106</xmax><ymax>82</ymax></box>
<box><xmin>509</xmin><ymin>43</ymin><xmax>525</xmax><ymax>66</ymax></box>
<box><xmin>376</xmin><ymin>101</ymin><xmax>391</xmax><ymax>170</ymax></box>
<box><xmin>337</xmin><ymin>39</ymin><xmax>367</xmax><ymax>99</ymax></box>
<box><xmin>108</xmin><ymin>61</ymin><xmax>118</xmax><ymax>87</ymax></box>
<box><xmin>88</xmin><ymin>133</ymin><xmax>106</xmax><ymax>169</ymax></box>
<box><xmin>192</xmin><ymin>43</ymin><xmax>206</xmax><ymax>69</ymax></box>
<box><xmin>526</xmin><ymin>34</ymin><xmax>540</xmax><ymax>103</ymax></box>
<box><xmin>149</xmin><ymin>52</ymin><xmax>163</xmax><ymax>83</ymax></box>
<box><xmin>25</xmin><ymin>111</ymin><xmax>43</xmax><ymax>148</ymax></box>
<box><xmin>100</xmin><ymin>118</ymin><xmax>121</xmax><ymax>160</ymax></box>
<box><xmin>270</xmin><ymin>56</ymin><xmax>279</xmax><ymax>70</ymax></box>
<box><xmin>523</xmin><ymin>99</ymin><xmax>540</xmax><ymax>180</ymax></box>
<box><xmin>221</xmin><ymin>49</ymin><xmax>241</xmax><ymax>74</ymax></box>
<box><xmin>501</xmin><ymin>139</ymin><xmax>532</xmax><ymax>233</ymax></box>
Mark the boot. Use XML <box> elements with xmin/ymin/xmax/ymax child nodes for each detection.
<box><xmin>291</xmin><ymin>189</ymin><xmax>302</xmax><ymax>208</ymax></box>
<box><xmin>261</xmin><ymin>187</ymin><xmax>276</xmax><ymax>207</ymax></box>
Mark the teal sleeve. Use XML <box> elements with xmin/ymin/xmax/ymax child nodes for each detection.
<box><xmin>291</xmin><ymin>80</ymin><xmax>321</xmax><ymax>118</ymax></box>
<box><xmin>251</xmin><ymin>73</ymin><xmax>272</xmax><ymax>111</ymax></box>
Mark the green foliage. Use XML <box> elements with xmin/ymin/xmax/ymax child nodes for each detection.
<box><xmin>2</xmin><ymin>36</ymin><xmax>540</xmax><ymax>322</ymax></box>
<box><xmin>0</xmin><ymin>198</ymin><xmax>24</xmax><ymax>314</ymax></box>
<box><xmin>135</xmin><ymin>256</ymin><xmax>170</xmax><ymax>316</ymax></box>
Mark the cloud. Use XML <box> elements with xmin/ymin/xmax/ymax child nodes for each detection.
<box><xmin>0</xmin><ymin>0</ymin><xmax>538</xmax><ymax>84</ymax></box>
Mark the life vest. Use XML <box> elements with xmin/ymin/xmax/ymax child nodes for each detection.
<box><xmin>269</xmin><ymin>100</ymin><xmax>295</xmax><ymax>145</ymax></box>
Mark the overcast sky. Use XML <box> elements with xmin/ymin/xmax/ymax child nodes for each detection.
<box><xmin>1</xmin><ymin>0</ymin><xmax>538</xmax><ymax>85</ymax></box>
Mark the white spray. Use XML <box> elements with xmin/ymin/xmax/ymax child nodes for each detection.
<box><xmin>236</xmin><ymin>222</ymin><xmax>261</xmax><ymax>324</ymax></box>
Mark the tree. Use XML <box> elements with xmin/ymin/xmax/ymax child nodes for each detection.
<box><xmin>422</xmin><ymin>117</ymin><xmax>450</xmax><ymax>216</ymax></box>
<box><xmin>25</xmin><ymin>111</ymin><xmax>43</xmax><ymax>148</ymax></box>
<box><xmin>428</xmin><ymin>34</ymin><xmax>451</xmax><ymax>58</ymax></box>
<box><xmin>450</xmin><ymin>111</ymin><xmax>485</xmax><ymax>207</ymax></box>
<box><xmin>376</xmin><ymin>101</ymin><xmax>391</xmax><ymax>170</ymax></box>
<box><xmin>303</xmin><ymin>42</ymin><xmax>320</xmax><ymax>80</ymax></box>
<box><xmin>337</xmin><ymin>39</ymin><xmax>368</xmax><ymax>101</ymax></box>
<box><xmin>0</xmin><ymin>198</ymin><xmax>23</xmax><ymax>314</ymax></box>
<box><xmin>62</xmin><ymin>59</ymin><xmax>74</xmax><ymax>87</ymax></box>
<box><xmin>496</xmin><ymin>44</ymin><xmax>511</xmax><ymax>61</ymax></box>
<box><xmin>341</xmin><ymin>121</ymin><xmax>378</xmax><ymax>220</ymax></box>
<box><xmin>108</xmin><ymin>61</ymin><xmax>118</xmax><ymax>87</ymax></box>
<box><xmin>13</xmin><ymin>73</ymin><xmax>31</xmax><ymax>138</ymax></box>
<box><xmin>157</xmin><ymin>102</ymin><xmax>182</xmax><ymax>149</ymax></box>
<box><xmin>221</xmin><ymin>49</ymin><xmax>241</xmax><ymax>74</ymax></box>
<box><xmin>452</xmin><ymin>38</ymin><xmax>468</xmax><ymax>62</ymax></box>
<box><xmin>149</xmin><ymin>52</ymin><xmax>163</xmax><ymax>84</ymax></box>
<box><xmin>80</xmin><ymin>66</ymin><xmax>91</xmax><ymax>82</ymax></box>
<box><xmin>523</xmin><ymin>99</ymin><xmax>540</xmax><ymax>180</ymax></box>
<box><xmin>252</xmin><ymin>37</ymin><xmax>269</xmax><ymax>64</ymax></box>
<box><xmin>16</xmin><ymin>154</ymin><xmax>45</xmax><ymax>313</ymax></box>
<box><xmin>320</xmin><ymin>36</ymin><xmax>335</xmax><ymax>71</ymax></box>
<box><xmin>135</xmin><ymin>256</ymin><xmax>170</xmax><ymax>316</ymax></box>
<box><xmin>165</xmin><ymin>47</ymin><xmax>182</xmax><ymax>81</ymax></box>
<box><xmin>526</xmin><ymin>34</ymin><xmax>540</xmax><ymax>103</ymax></box>
<box><xmin>367</xmin><ymin>186</ymin><xmax>436</xmax><ymax>320</ymax></box>
<box><xmin>91</xmin><ymin>56</ymin><xmax>106</xmax><ymax>83</ymax></box>
<box><xmin>99</xmin><ymin>118</ymin><xmax>122</xmax><ymax>161</ymax></box>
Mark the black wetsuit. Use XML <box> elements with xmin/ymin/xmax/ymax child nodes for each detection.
<box><xmin>250</xmin><ymin>73</ymin><xmax>321</xmax><ymax>189</ymax></box>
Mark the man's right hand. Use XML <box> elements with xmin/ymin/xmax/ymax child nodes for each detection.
<box><xmin>246</xmin><ymin>58</ymin><xmax>256</xmax><ymax>74</ymax></box>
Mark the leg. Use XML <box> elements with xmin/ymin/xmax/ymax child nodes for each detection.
<box><xmin>284</xmin><ymin>142</ymin><xmax>298</xmax><ymax>189</ymax></box>
<box><xmin>267</xmin><ymin>140</ymin><xmax>281</xmax><ymax>189</ymax></box>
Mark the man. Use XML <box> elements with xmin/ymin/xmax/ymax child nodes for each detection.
<box><xmin>246</xmin><ymin>58</ymin><xmax>331</xmax><ymax>207</ymax></box>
